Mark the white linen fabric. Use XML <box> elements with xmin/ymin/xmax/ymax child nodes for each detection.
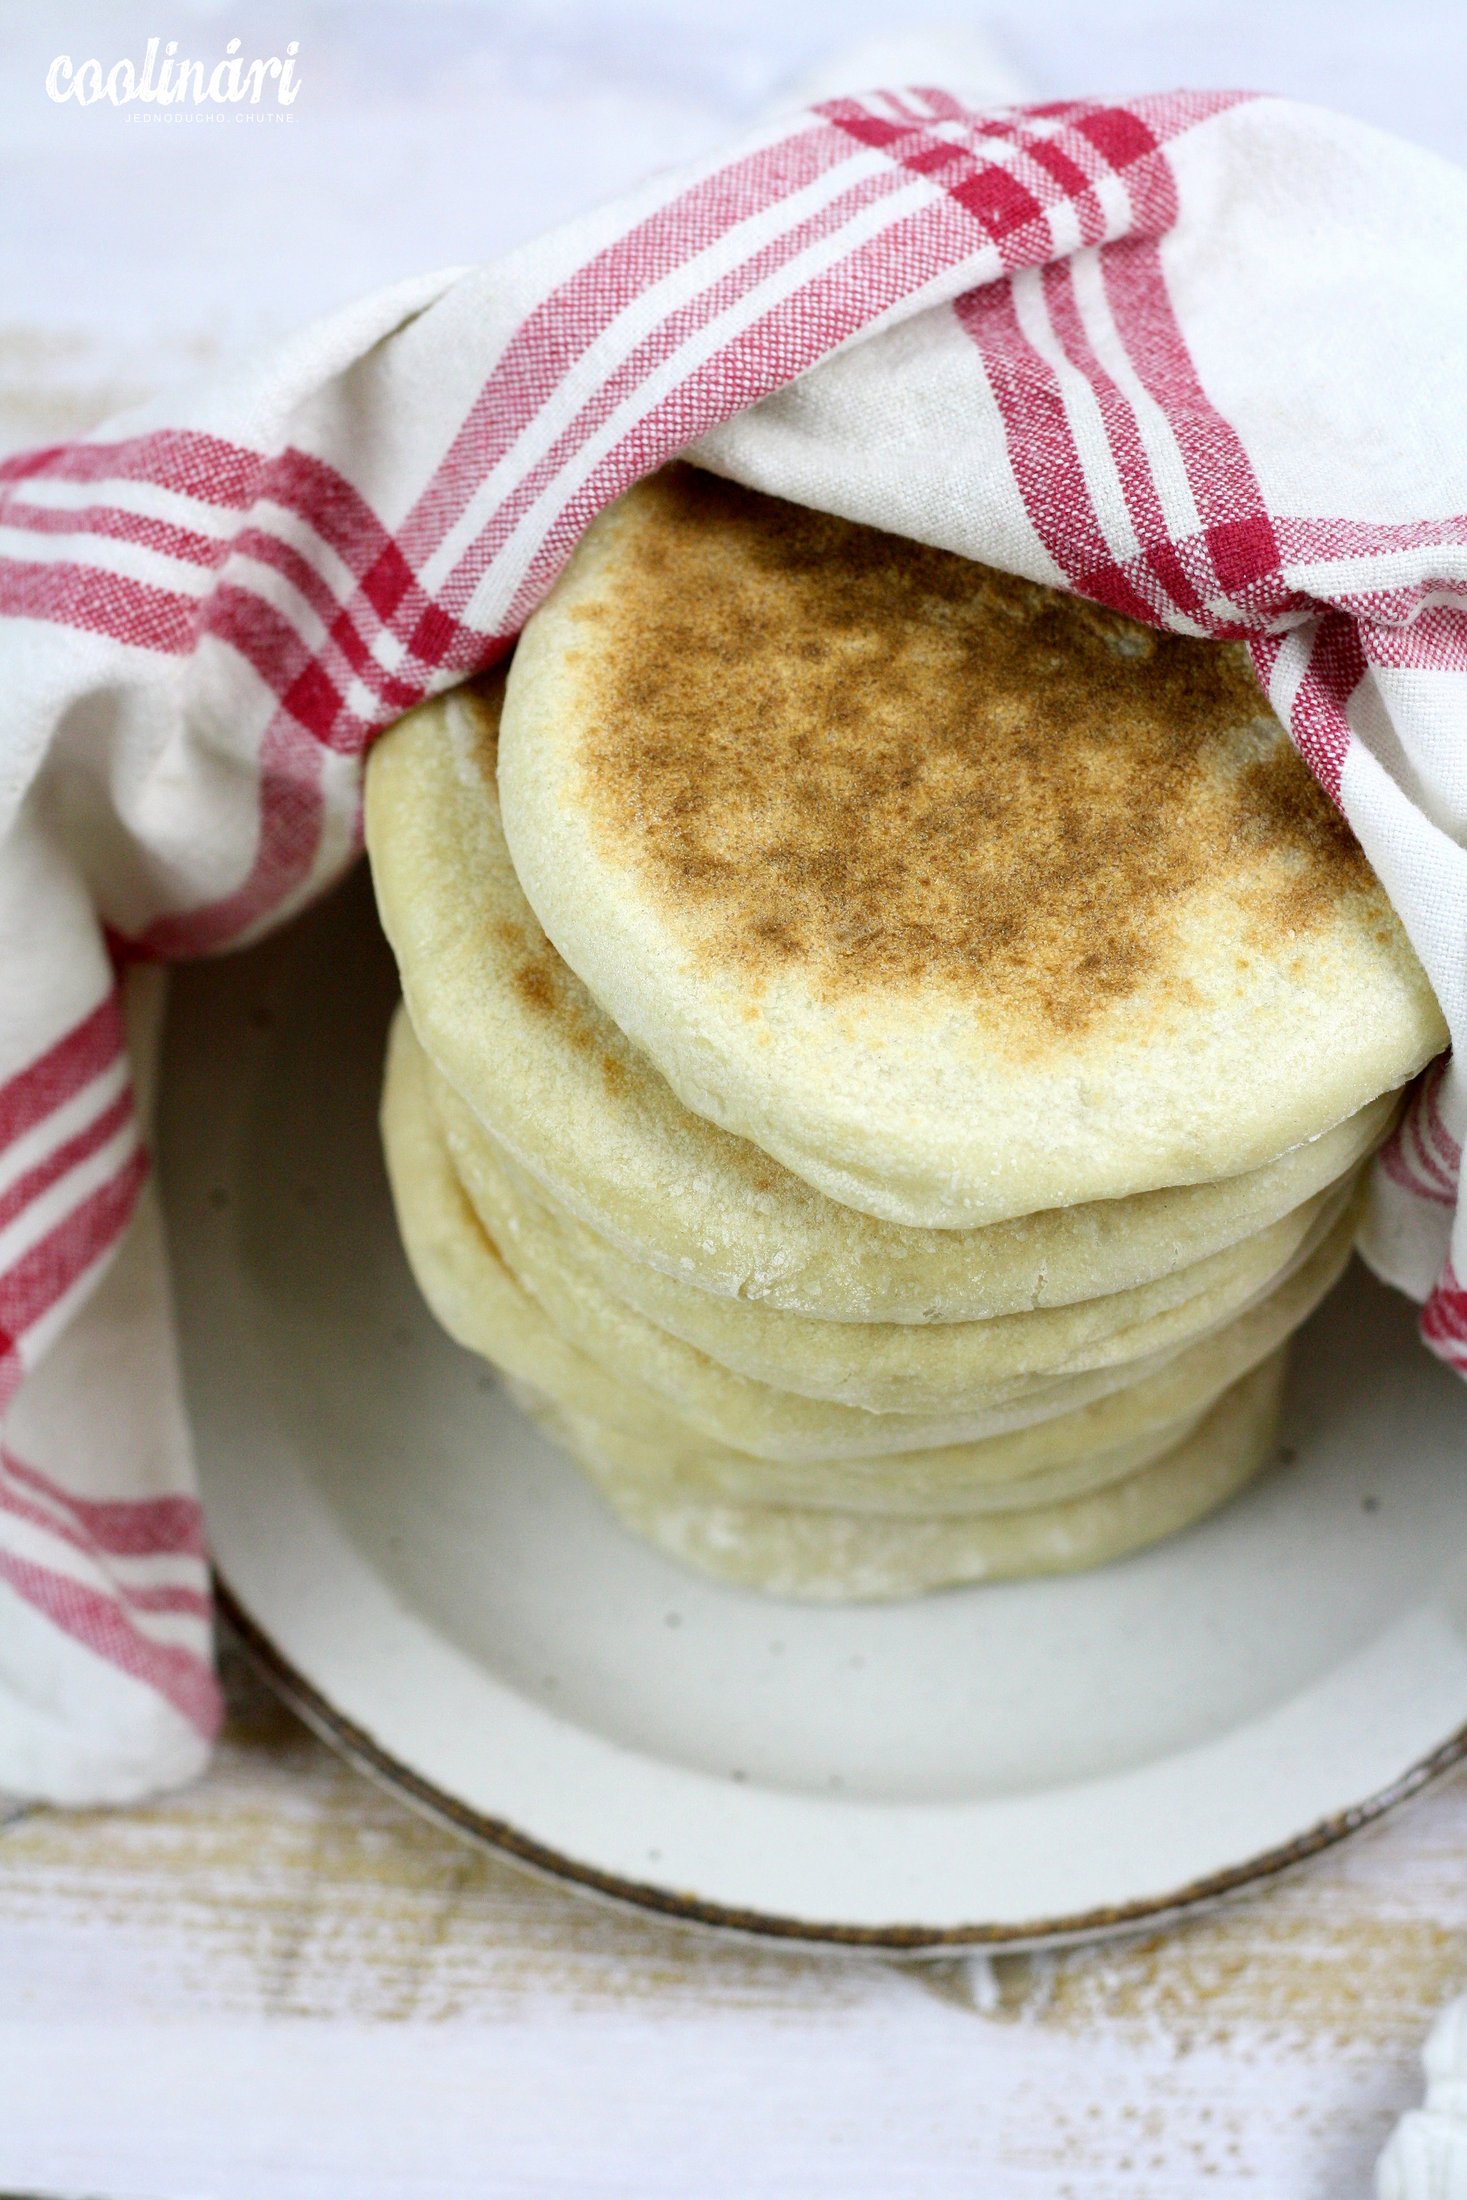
<box><xmin>1380</xmin><ymin>1997</ymin><xmax>1467</xmax><ymax>2198</ymax></box>
<box><xmin>0</xmin><ymin>76</ymin><xmax>1463</xmax><ymax>1876</ymax></box>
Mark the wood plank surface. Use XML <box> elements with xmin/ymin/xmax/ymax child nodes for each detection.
<box><xmin>1</xmin><ymin>1636</ymin><xmax>1461</xmax><ymax>2197</ymax></box>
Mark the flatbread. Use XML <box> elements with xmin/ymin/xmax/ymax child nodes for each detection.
<box><xmin>510</xmin><ymin>1369</ymin><xmax>1213</xmax><ymax>1517</ymax></box>
<box><xmin>382</xmin><ymin>1002</ymin><xmax>1349</xmax><ymax>1483</ymax></box>
<box><xmin>365</xmin><ymin>674</ymin><xmax>1399</xmax><ymax>1323</ymax></box>
<box><xmin>428</xmin><ymin>1037</ymin><xmax>1347</xmax><ymax>1411</ymax></box>
<box><xmin>497</xmin><ymin>464</ymin><xmax>1444</xmax><ymax>1226</ymax></box>
<box><xmin>401</xmin><ymin>1005</ymin><xmax>1350</xmax><ymax>1457</ymax></box>
<box><xmin>522</xmin><ymin>1354</ymin><xmax>1288</xmax><ymax>1600</ymax></box>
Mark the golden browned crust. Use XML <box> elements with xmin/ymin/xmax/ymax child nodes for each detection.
<box><xmin>561</xmin><ymin>465</ymin><xmax>1379</xmax><ymax>1039</ymax></box>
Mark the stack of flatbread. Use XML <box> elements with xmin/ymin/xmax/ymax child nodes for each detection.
<box><xmin>365</xmin><ymin>466</ymin><xmax>1446</xmax><ymax>1601</ymax></box>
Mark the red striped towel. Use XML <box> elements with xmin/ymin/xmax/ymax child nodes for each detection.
<box><xmin>2</xmin><ymin>82</ymin><xmax>1464</xmax><ymax>1801</ymax></box>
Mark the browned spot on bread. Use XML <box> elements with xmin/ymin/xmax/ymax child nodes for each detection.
<box><xmin>1233</xmin><ymin>743</ymin><xmax>1376</xmax><ymax>943</ymax></box>
<box><xmin>507</xmin><ymin>949</ymin><xmax>594</xmax><ymax>1055</ymax></box>
<box><xmin>512</xmin><ymin>961</ymin><xmax>556</xmax><ymax>1016</ymax></box>
<box><xmin>569</xmin><ymin>466</ymin><xmax>1379</xmax><ymax>1038</ymax></box>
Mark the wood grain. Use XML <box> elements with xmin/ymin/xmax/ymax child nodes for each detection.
<box><xmin>2</xmin><ymin>1635</ymin><xmax>1463</xmax><ymax>2196</ymax></box>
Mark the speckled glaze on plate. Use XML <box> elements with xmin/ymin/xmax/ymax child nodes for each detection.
<box><xmin>158</xmin><ymin>871</ymin><xmax>1467</xmax><ymax>1951</ymax></box>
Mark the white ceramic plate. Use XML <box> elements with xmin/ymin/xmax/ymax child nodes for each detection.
<box><xmin>159</xmin><ymin>871</ymin><xmax>1467</xmax><ymax>1951</ymax></box>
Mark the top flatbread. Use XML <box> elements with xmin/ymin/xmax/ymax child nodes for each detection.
<box><xmin>497</xmin><ymin>465</ymin><xmax>1445</xmax><ymax>1227</ymax></box>
<box><xmin>365</xmin><ymin>673</ymin><xmax>1399</xmax><ymax>1322</ymax></box>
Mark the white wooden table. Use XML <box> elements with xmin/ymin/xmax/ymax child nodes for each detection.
<box><xmin>1</xmin><ymin>1635</ymin><xmax>1464</xmax><ymax>2196</ymax></box>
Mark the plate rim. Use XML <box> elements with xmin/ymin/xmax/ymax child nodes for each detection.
<box><xmin>216</xmin><ymin>1573</ymin><xmax>1467</xmax><ymax>1953</ymax></box>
